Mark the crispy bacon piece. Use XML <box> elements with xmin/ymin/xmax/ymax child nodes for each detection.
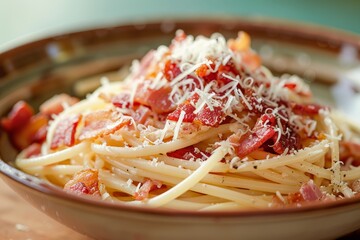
<box><xmin>284</xmin><ymin>83</ymin><xmax>297</xmax><ymax>90</ymax></box>
<box><xmin>231</xmin><ymin>114</ymin><xmax>276</xmax><ymax>158</ymax></box>
<box><xmin>111</xmin><ymin>92</ymin><xmax>131</xmax><ymax>109</ymax></box>
<box><xmin>299</xmin><ymin>180</ymin><xmax>323</xmax><ymax>201</ymax></box>
<box><xmin>134</xmin><ymin>83</ymin><xmax>151</xmax><ymax>106</ymax></box>
<box><xmin>22</xmin><ymin>143</ymin><xmax>42</xmax><ymax>158</ymax></box>
<box><xmin>216</xmin><ymin>60</ymin><xmax>239</xmax><ymax>87</ymax></box>
<box><xmin>196</xmin><ymin>61</ymin><xmax>217</xmax><ymax>83</ymax></box>
<box><xmin>194</xmin><ymin>105</ymin><xmax>225</xmax><ymax>127</ymax></box>
<box><xmin>272</xmin><ymin>129</ymin><xmax>301</xmax><ymax>154</ymax></box>
<box><xmin>79</xmin><ymin>110</ymin><xmax>130</xmax><ymax>140</ymax></box>
<box><xmin>339</xmin><ymin>141</ymin><xmax>360</xmax><ymax>166</ymax></box>
<box><xmin>167</xmin><ymin>145</ymin><xmax>209</xmax><ymax>160</ymax></box>
<box><xmin>39</xmin><ymin>94</ymin><xmax>79</xmax><ymax>116</ymax></box>
<box><xmin>1</xmin><ymin>101</ymin><xmax>34</xmax><ymax>132</ymax></box>
<box><xmin>11</xmin><ymin>114</ymin><xmax>49</xmax><ymax>150</ymax></box>
<box><xmin>287</xmin><ymin>181</ymin><xmax>324</xmax><ymax>204</ymax></box>
<box><xmin>287</xmin><ymin>192</ymin><xmax>304</xmax><ymax>204</ymax></box>
<box><xmin>64</xmin><ymin>169</ymin><xmax>100</xmax><ymax>196</ymax></box>
<box><xmin>132</xmin><ymin>106</ymin><xmax>151</xmax><ymax>124</ymax></box>
<box><xmin>134</xmin><ymin>179</ymin><xmax>162</xmax><ymax>201</ymax></box>
<box><xmin>228</xmin><ymin>31</ymin><xmax>251</xmax><ymax>52</ymax></box>
<box><xmin>168</xmin><ymin>94</ymin><xmax>224</xmax><ymax>127</ymax></box>
<box><xmin>289</xmin><ymin>102</ymin><xmax>326</xmax><ymax>115</ymax></box>
<box><xmin>134</xmin><ymin>83</ymin><xmax>175</xmax><ymax>114</ymax></box>
<box><xmin>51</xmin><ymin>114</ymin><xmax>81</xmax><ymax>149</ymax></box>
<box><xmin>146</xmin><ymin>87</ymin><xmax>175</xmax><ymax>114</ymax></box>
<box><xmin>167</xmin><ymin>100</ymin><xmax>197</xmax><ymax>123</ymax></box>
<box><xmin>164</xmin><ymin>59</ymin><xmax>181</xmax><ymax>81</ymax></box>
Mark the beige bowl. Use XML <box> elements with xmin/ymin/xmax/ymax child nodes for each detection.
<box><xmin>1</xmin><ymin>18</ymin><xmax>360</xmax><ymax>240</ymax></box>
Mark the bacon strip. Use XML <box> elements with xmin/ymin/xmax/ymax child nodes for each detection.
<box><xmin>167</xmin><ymin>94</ymin><xmax>224</xmax><ymax>127</ymax></box>
<box><xmin>194</xmin><ymin>105</ymin><xmax>225</xmax><ymax>127</ymax></box>
<box><xmin>299</xmin><ymin>180</ymin><xmax>323</xmax><ymax>201</ymax></box>
<box><xmin>134</xmin><ymin>84</ymin><xmax>175</xmax><ymax>114</ymax></box>
<box><xmin>132</xmin><ymin>106</ymin><xmax>151</xmax><ymax>124</ymax></box>
<box><xmin>1</xmin><ymin>101</ymin><xmax>34</xmax><ymax>132</ymax></box>
<box><xmin>167</xmin><ymin>101</ymin><xmax>196</xmax><ymax>123</ymax></box>
<box><xmin>289</xmin><ymin>102</ymin><xmax>326</xmax><ymax>115</ymax></box>
<box><xmin>112</xmin><ymin>92</ymin><xmax>132</xmax><ymax>109</ymax></box>
<box><xmin>146</xmin><ymin>87</ymin><xmax>175</xmax><ymax>114</ymax></box>
<box><xmin>134</xmin><ymin>179</ymin><xmax>162</xmax><ymax>200</ymax></box>
<box><xmin>79</xmin><ymin>110</ymin><xmax>130</xmax><ymax>140</ymax></box>
<box><xmin>167</xmin><ymin>145</ymin><xmax>209</xmax><ymax>160</ymax></box>
<box><xmin>64</xmin><ymin>169</ymin><xmax>100</xmax><ymax>196</ymax></box>
<box><xmin>231</xmin><ymin>114</ymin><xmax>276</xmax><ymax>158</ymax></box>
<box><xmin>22</xmin><ymin>143</ymin><xmax>42</xmax><ymax>158</ymax></box>
<box><xmin>51</xmin><ymin>114</ymin><xmax>82</xmax><ymax>149</ymax></box>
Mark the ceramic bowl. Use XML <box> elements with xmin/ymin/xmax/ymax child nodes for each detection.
<box><xmin>1</xmin><ymin>18</ymin><xmax>360</xmax><ymax>240</ymax></box>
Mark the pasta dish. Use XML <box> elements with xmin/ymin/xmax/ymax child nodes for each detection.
<box><xmin>2</xmin><ymin>31</ymin><xmax>360</xmax><ymax>211</ymax></box>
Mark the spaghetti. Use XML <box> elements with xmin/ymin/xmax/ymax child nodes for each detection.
<box><xmin>3</xmin><ymin>30</ymin><xmax>360</xmax><ymax>210</ymax></box>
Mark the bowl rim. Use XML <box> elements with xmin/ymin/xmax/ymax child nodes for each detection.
<box><xmin>1</xmin><ymin>17</ymin><xmax>360</xmax><ymax>218</ymax></box>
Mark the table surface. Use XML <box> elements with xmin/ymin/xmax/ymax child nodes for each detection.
<box><xmin>0</xmin><ymin>178</ymin><xmax>90</xmax><ymax>240</ymax></box>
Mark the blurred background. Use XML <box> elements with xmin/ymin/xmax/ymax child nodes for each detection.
<box><xmin>1</xmin><ymin>0</ymin><xmax>360</xmax><ymax>48</ymax></box>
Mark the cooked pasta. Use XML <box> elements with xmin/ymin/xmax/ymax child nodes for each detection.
<box><xmin>3</xmin><ymin>30</ymin><xmax>360</xmax><ymax>211</ymax></box>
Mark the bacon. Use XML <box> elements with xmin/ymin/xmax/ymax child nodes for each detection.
<box><xmin>167</xmin><ymin>145</ymin><xmax>209</xmax><ymax>160</ymax></box>
<box><xmin>167</xmin><ymin>94</ymin><xmax>224</xmax><ymax>127</ymax></box>
<box><xmin>271</xmin><ymin>129</ymin><xmax>301</xmax><ymax>154</ymax></box>
<box><xmin>217</xmin><ymin>61</ymin><xmax>239</xmax><ymax>87</ymax></box>
<box><xmin>146</xmin><ymin>87</ymin><xmax>175</xmax><ymax>114</ymax></box>
<box><xmin>51</xmin><ymin>114</ymin><xmax>81</xmax><ymax>149</ymax></box>
<box><xmin>287</xmin><ymin>192</ymin><xmax>304</xmax><ymax>204</ymax></box>
<box><xmin>79</xmin><ymin>110</ymin><xmax>130</xmax><ymax>140</ymax></box>
<box><xmin>132</xmin><ymin>106</ymin><xmax>151</xmax><ymax>124</ymax></box>
<box><xmin>339</xmin><ymin>141</ymin><xmax>360</xmax><ymax>166</ymax></box>
<box><xmin>133</xmin><ymin>83</ymin><xmax>175</xmax><ymax>114</ymax></box>
<box><xmin>196</xmin><ymin>62</ymin><xmax>217</xmax><ymax>83</ymax></box>
<box><xmin>10</xmin><ymin>114</ymin><xmax>49</xmax><ymax>150</ymax></box>
<box><xmin>134</xmin><ymin>83</ymin><xmax>152</xmax><ymax>106</ymax></box>
<box><xmin>228</xmin><ymin>31</ymin><xmax>251</xmax><ymax>52</ymax></box>
<box><xmin>289</xmin><ymin>102</ymin><xmax>326</xmax><ymax>115</ymax></box>
<box><xmin>284</xmin><ymin>83</ymin><xmax>297</xmax><ymax>90</ymax></box>
<box><xmin>231</xmin><ymin>114</ymin><xmax>276</xmax><ymax>158</ymax></box>
<box><xmin>167</xmin><ymin>100</ymin><xmax>197</xmax><ymax>123</ymax></box>
<box><xmin>111</xmin><ymin>92</ymin><xmax>131</xmax><ymax>109</ymax></box>
<box><xmin>22</xmin><ymin>143</ymin><xmax>42</xmax><ymax>158</ymax></box>
<box><xmin>164</xmin><ymin>60</ymin><xmax>181</xmax><ymax>81</ymax></box>
<box><xmin>194</xmin><ymin>105</ymin><xmax>225</xmax><ymax>127</ymax></box>
<box><xmin>1</xmin><ymin>101</ymin><xmax>34</xmax><ymax>132</ymax></box>
<box><xmin>134</xmin><ymin>179</ymin><xmax>162</xmax><ymax>201</ymax></box>
<box><xmin>351</xmin><ymin>179</ymin><xmax>360</xmax><ymax>193</ymax></box>
<box><xmin>39</xmin><ymin>94</ymin><xmax>79</xmax><ymax>116</ymax></box>
<box><xmin>299</xmin><ymin>180</ymin><xmax>323</xmax><ymax>201</ymax></box>
<box><xmin>64</xmin><ymin>169</ymin><xmax>100</xmax><ymax>196</ymax></box>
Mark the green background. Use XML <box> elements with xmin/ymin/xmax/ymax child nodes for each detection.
<box><xmin>0</xmin><ymin>0</ymin><xmax>359</xmax><ymax>48</ymax></box>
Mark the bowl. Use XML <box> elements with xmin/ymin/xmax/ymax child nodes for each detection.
<box><xmin>1</xmin><ymin>18</ymin><xmax>360</xmax><ymax>240</ymax></box>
